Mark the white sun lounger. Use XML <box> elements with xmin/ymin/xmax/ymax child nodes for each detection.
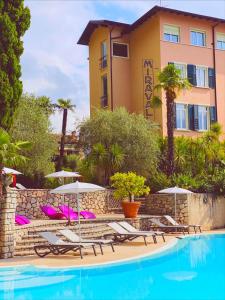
<box><xmin>59</xmin><ymin>229</ymin><xmax>115</xmax><ymax>255</ymax></box>
<box><xmin>34</xmin><ymin>231</ymin><xmax>97</xmax><ymax>259</ymax></box>
<box><xmin>164</xmin><ymin>215</ymin><xmax>201</xmax><ymax>233</ymax></box>
<box><xmin>118</xmin><ymin>221</ymin><xmax>166</xmax><ymax>242</ymax></box>
<box><xmin>150</xmin><ymin>218</ymin><xmax>190</xmax><ymax>234</ymax></box>
<box><xmin>105</xmin><ymin>222</ymin><xmax>157</xmax><ymax>245</ymax></box>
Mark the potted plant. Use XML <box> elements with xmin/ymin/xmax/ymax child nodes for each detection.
<box><xmin>110</xmin><ymin>172</ymin><xmax>150</xmax><ymax>218</ymax></box>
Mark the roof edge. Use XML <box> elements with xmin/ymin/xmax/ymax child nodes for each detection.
<box><xmin>77</xmin><ymin>20</ymin><xmax>130</xmax><ymax>45</ymax></box>
<box><xmin>77</xmin><ymin>6</ymin><xmax>225</xmax><ymax>45</ymax></box>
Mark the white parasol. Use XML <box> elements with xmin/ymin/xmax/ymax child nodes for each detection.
<box><xmin>45</xmin><ymin>170</ymin><xmax>81</xmax><ymax>179</ymax></box>
<box><xmin>45</xmin><ymin>170</ymin><xmax>82</xmax><ymax>224</ymax></box>
<box><xmin>51</xmin><ymin>181</ymin><xmax>105</xmax><ymax>238</ymax></box>
<box><xmin>158</xmin><ymin>186</ymin><xmax>192</xmax><ymax>220</ymax></box>
<box><xmin>3</xmin><ymin>167</ymin><xmax>22</xmax><ymax>175</ymax></box>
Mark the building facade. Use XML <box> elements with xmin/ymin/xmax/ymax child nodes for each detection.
<box><xmin>78</xmin><ymin>6</ymin><xmax>225</xmax><ymax>136</ymax></box>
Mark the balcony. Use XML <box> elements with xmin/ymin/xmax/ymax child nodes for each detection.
<box><xmin>99</xmin><ymin>56</ymin><xmax>107</xmax><ymax>69</ymax></box>
<box><xmin>101</xmin><ymin>95</ymin><xmax>108</xmax><ymax>108</ymax></box>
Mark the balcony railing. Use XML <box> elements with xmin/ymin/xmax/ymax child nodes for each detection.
<box><xmin>99</xmin><ymin>56</ymin><xmax>107</xmax><ymax>69</ymax></box>
<box><xmin>101</xmin><ymin>95</ymin><xmax>108</xmax><ymax>108</ymax></box>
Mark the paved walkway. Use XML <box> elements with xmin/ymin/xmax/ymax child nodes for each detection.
<box><xmin>0</xmin><ymin>230</ymin><xmax>224</xmax><ymax>268</ymax></box>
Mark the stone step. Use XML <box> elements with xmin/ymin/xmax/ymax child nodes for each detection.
<box><xmin>27</xmin><ymin>226</ymin><xmax>107</xmax><ymax>235</ymax></box>
<box><xmin>26</xmin><ymin>229</ymin><xmax>111</xmax><ymax>239</ymax></box>
<box><xmin>17</xmin><ymin>231</ymin><xmax>113</xmax><ymax>244</ymax></box>
<box><xmin>14</xmin><ymin>221</ymin><xmax>114</xmax><ymax>256</ymax></box>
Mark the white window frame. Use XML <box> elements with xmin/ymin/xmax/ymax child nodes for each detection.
<box><xmin>196</xmin><ymin>65</ymin><xmax>208</xmax><ymax>88</ymax></box>
<box><xmin>112</xmin><ymin>42</ymin><xmax>129</xmax><ymax>59</ymax></box>
<box><xmin>198</xmin><ymin>105</ymin><xmax>210</xmax><ymax>131</ymax></box>
<box><xmin>190</xmin><ymin>29</ymin><xmax>206</xmax><ymax>47</ymax></box>
<box><xmin>174</xmin><ymin>62</ymin><xmax>187</xmax><ymax>79</ymax></box>
<box><xmin>163</xmin><ymin>24</ymin><xmax>180</xmax><ymax>43</ymax></box>
<box><xmin>176</xmin><ymin>103</ymin><xmax>188</xmax><ymax>130</ymax></box>
<box><xmin>101</xmin><ymin>40</ymin><xmax>107</xmax><ymax>57</ymax></box>
<box><xmin>216</xmin><ymin>32</ymin><xmax>225</xmax><ymax>50</ymax></box>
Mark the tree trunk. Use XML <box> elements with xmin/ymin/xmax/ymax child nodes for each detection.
<box><xmin>0</xmin><ymin>176</ymin><xmax>3</xmax><ymax>196</ymax></box>
<box><xmin>0</xmin><ymin>165</ymin><xmax>3</xmax><ymax>195</ymax></box>
<box><xmin>57</xmin><ymin>109</ymin><xmax>67</xmax><ymax>171</ymax></box>
<box><xmin>166</xmin><ymin>91</ymin><xmax>175</xmax><ymax>176</ymax></box>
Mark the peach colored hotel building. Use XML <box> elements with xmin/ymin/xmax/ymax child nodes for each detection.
<box><xmin>78</xmin><ymin>6</ymin><xmax>225</xmax><ymax>136</ymax></box>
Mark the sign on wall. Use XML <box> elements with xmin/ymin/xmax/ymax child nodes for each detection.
<box><xmin>143</xmin><ymin>59</ymin><xmax>154</xmax><ymax>118</ymax></box>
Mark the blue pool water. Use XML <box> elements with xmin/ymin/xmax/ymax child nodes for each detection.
<box><xmin>0</xmin><ymin>234</ymin><xmax>225</xmax><ymax>300</ymax></box>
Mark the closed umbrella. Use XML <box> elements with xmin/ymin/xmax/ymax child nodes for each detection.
<box><xmin>158</xmin><ymin>186</ymin><xmax>193</xmax><ymax>221</ymax></box>
<box><xmin>51</xmin><ymin>181</ymin><xmax>105</xmax><ymax>237</ymax></box>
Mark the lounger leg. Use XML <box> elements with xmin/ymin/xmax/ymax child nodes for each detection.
<box><xmin>99</xmin><ymin>244</ymin><xmax>103</xmax><ymax>255</ymax></box>
<box><xmin>153</xmin><ymin>235</ymin><xmax>157</xmax><ymax>244</ymax></box>
<box><xmin>187</xmin><ymin>228</ymin><xmax>190</xmax><ymax>234</ymax></box>
<box><xmin>93</xmin><ymin>245</ymin><xmax>97</xmax><ymax>256</ymax></box>
<box><xmin>162</xmin><ymin>234</ymin><xmax>165</xmax><ymax>242</ymax></box>
<box><xmin>79</xmin><ymin>247</ymin><xmax>83</xmax><ymax>259</ymax></box>
<box><xmin>193</xmin><ymin>226</ymin><xmax>196</xmax><ymax>234</ymax></box>
<box><xmin>111</xmin><ymin>243</ymin><xmax>115</xmax><ymax>252</ymax></box>
<box><xmin>144</xmin><ymin>236</ymin><xmax>147</xmax><ymax>246</ymax></box>
<box><xmin>199</xmin><ymin>226</ymin><xmax>202</xmax><ymax>233</ymax></box>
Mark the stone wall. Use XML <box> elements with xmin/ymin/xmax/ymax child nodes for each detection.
<box><xmin>15</xmin><ymin>189</ymin><xmax>121</xmax><ymax>219</ymax></box>
<box><xmin>0</xmin><ymin>190</ymin><xmax>17</xmax><ymax>258</ymax></box>
<box><xmin>146</xmin><ymin>193</ymin><xmax>225</xmax><ymax>230</ymax></box>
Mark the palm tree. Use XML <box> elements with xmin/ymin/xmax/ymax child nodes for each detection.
<box><xmin>153</xmin><ymin>65</ymin><xmax>191</xmax><ymax>175</ymax></box>
<box><xmin>91</xmin><ymin>143</ymin><xmax>125</xmax><ymax>185</ymax></box>
<box><xmin>0</xmin><ymin>128</ymin><xmax>30</xmax><ymax>194</ymax></box>
<box><xmin>55</xmin><ymin>99</ymin><xmax>75</xmax><ymax>171</ymax></box>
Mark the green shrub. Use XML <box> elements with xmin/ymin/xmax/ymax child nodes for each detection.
<box><xmin>110</xmin><ymin>172</ymin><xmax>150</xmax><ymax>202</ymax></box>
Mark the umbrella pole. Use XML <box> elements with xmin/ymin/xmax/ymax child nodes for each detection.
<box><xmin>77</xmin><ymin>193</ymin><xmax>81</xmax><ymax>241</ymax></box>
<box><xmin>175</xmin><ymin>193</ymin><xmax>177</xmax><ymax>221</ymax></box>
<box><xmin>63</xmin><ymin>177</ymin><xmax>70</xmax><ymax>226</ymax></box>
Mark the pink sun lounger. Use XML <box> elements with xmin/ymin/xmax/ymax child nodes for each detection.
<box><xmin>40</xmin><ymin>205</ymin><xmax>66</xmax><ymax>220</ymax></box>
<box><xmin>58</xmin><ymin>205</ymin><xmax>96</xmax><ymax>220</ymax></box>
<box><xmin>15</xmin><ymin>215</ymin><xmax>30</xmax><ymax>225</ymax></box>
<box><xmin>58</xmin><ymin>205</ymin><xmax>79</xmax><ymax>220</ymax></box>
<box><xmin>80</xmin><ymin>211</ymin><xmax>96</xmax><ymax>219</ymax></box>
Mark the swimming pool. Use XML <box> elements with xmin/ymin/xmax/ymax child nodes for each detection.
<box><xmin>0</xmin><ymin>234</ymin><xmax>224</xmax><ymax>300</ymax></box>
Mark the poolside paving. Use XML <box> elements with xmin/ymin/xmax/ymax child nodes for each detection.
<box><xmin>0</xmin><ymin>229</ymin><xmax>224</xmax><ymax>268</ymax></box>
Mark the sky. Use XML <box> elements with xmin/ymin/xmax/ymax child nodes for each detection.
<box><xmin>22</xmin><ymin>0</ymin><xmax>225</xmax><ymax>133</ymax></box>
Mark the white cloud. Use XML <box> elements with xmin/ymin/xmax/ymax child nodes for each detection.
<box><xmin>22</xmin><ymin>0</ymin><xmax>99</xmax><ymax>132</ymax></box>
<box><xmin>23</xmin><ymin>77</ymin><xmax>57</xmax><ymax>94</ymax></box>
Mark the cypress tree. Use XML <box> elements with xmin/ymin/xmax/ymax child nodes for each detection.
<box><xmin>0</xmin><ymin>0</ymin><xmax>30</xmax><ymax>130</ymax></box>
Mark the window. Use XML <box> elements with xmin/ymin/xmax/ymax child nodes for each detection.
<box><xmin>112</xmin><ymin>43</ymin><xmax>129</xmax><ymax>58</ymax></box>
<box><xmin>164</xmin><ymin>25</ymin><xmax>180</xmax><ymax>43</ymax></box>
<box><xmin>176</xmin><ymin>104</ymin><xmax>188</xmax><ymax>129</ymax></box>
<box><xmin>191</xmin><ymin>30</ymin><xmax>206</xmax><ymax>46</ymax></box>
<box><xmin>198</xmin><ymin>106</ymin><xmax>209</xmax><ymax>131</ymax></box>
<box><xmin>217</xmin><ymin>33</ymin><xmax>225</xmax><ymax>50</ymax></box>
<box><xmin>174</xmin><ymin>63</ymin><xmax>187</xmax><ymax>79</ymax></box>
<box><xmin>196</xmin><ymin>66</ymin><xmax>208</xmax><ymax>87</ymax></box>
<box><xmin>101</xmin><ymin>75</ymin><xmax>108</xmax><ymax>107</ymax></box>
<box><xmin>100</xmin><ymin>41</ymin><xmax>107</xmax><ymax>68</ymax></box>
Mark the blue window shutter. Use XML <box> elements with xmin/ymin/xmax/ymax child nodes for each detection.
<box><xmin>193</xmin><ymin>105</ymin><xmax>199</xmax><ymax>130</ymax></box>
<box><xmin>208</xmin><ymin>68</ymin><xmax>215</xmax><ymax>88</ymax></box>
<box><xmin>188</xmin><ymin>105</ymin><xmax>194</xmax><ymax>130</ymax></box>
<box><xmin>187</xmin><ymin>64</ymin><xmax>197</xmax><ymax>86</ymax></box>
<box><xmin>210</xmin><ymin>106</ymin><xmax>217</xmax><ymax>123</ymax></box>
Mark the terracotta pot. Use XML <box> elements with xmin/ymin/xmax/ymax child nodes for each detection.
<box><xmin>121</xmin><ymin>201</ymin><xmax>141</xmax><ymax>218</ymax></box>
